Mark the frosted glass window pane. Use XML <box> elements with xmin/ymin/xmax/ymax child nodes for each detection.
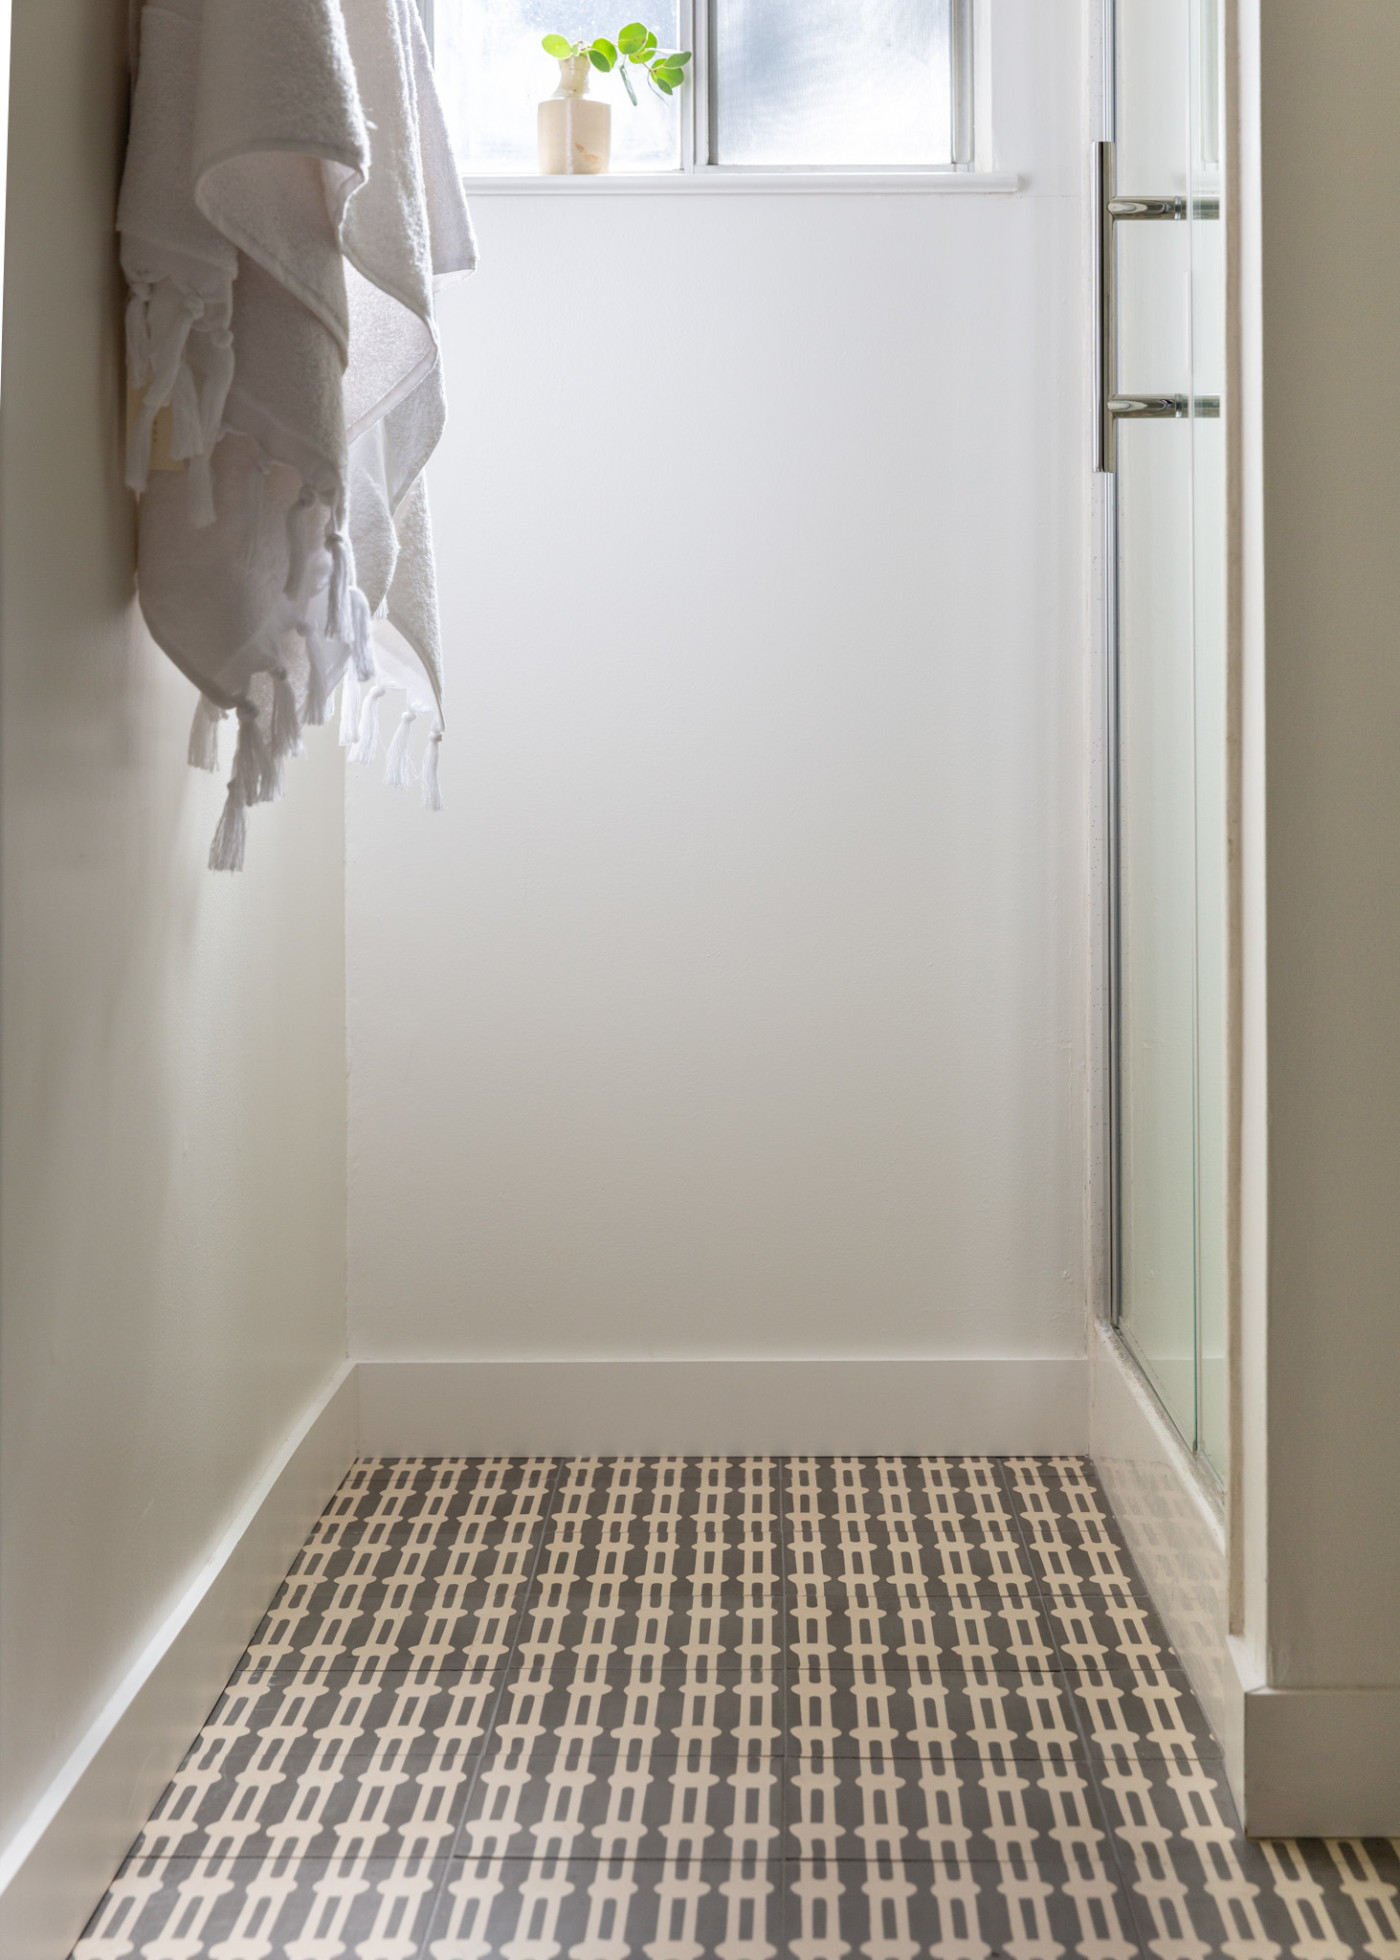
<box><xmin>434</xmin><ymin>0</ymin><xmax>683</xmax><ymax>173</ymax></box>
<box><xmin>712</xmin><ymin>0</ymin><xmax>953</xmax><ymax>168</ymax></box>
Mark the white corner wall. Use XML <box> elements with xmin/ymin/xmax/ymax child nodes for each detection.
<box><xmin>1225</xmin><ymin>0</ymin><xmax>1400</xmax><ymax>1837</ymax></box>
<box><xmin>1255</xmin><ymin>0</ymin><xmax>1400</xmax><ymax>1709</ymax></box>
<box><xmin>346</xmin><ymin>0</ymin><xmax>1092</xmax><ymax>1436</ymax></box>
<box><xmin>0</xmin><ymin>9</ymin><xmax>351</xmax><ymax>1950</ymax></box>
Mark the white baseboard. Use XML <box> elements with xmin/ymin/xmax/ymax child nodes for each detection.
<box><xmin>1239</xmin><ymin>1684</ymin><xmax>1400</xmax><ymax>1837</ymax></box>
<box><xmin>6</xmin><ymin>1339</ymin><xmax>1389</xmax><ymax>1917</ymax></box>
<box><xmin>1089</xmin><ymin>1324</ymin><xmax>1233</xmax><ymax>1754</ymax></box>
<box><xmin>0</xmin><ymin>1346</ymin><xmax>1102</xmax><ymax>1959</ymax></box>
<box><xmin>0</xmin><ymin>1364</ymin><xmax>359</xmax><ymax>1960</ymax></box>
<box><xmin>356</xmin><ymin>1356</ymin><xmax>1089</xmax><ymax>1457</ymax></box>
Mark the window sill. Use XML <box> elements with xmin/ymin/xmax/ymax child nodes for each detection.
<box><xmin>459</xmin><ymin>170</ymin><xmax>1023</xmax><ymax>197</ymax></box>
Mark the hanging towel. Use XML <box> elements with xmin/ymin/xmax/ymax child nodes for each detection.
<box><xmin>119</xmin><ymin>0</ymin><xmax>476</xmax><ymax>870</ymax></box>
<box><xmin>336</xmin><ymin>0</ymin><xmax>476</xmax><ymax>763</ymax></box>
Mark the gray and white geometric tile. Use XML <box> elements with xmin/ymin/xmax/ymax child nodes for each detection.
<box><xmin>72</xmin><ymin>1453</ymin><xmax>1400</xmax><ymax>1958</ymax></box>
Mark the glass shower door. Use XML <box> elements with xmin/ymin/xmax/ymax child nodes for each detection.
<box><xmin>1187</xmin><ymin>0</ymin><xmax>1227</xmax><ymax>1482</ymax></box>
<box><xmin>1108</xmin><ymin>0</ymin><xmax>1227</xmax><ymax>1480</ymax></box>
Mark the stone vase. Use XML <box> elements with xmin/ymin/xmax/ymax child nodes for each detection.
<box><xmin>538</xmin><ymin>55</ymin><xmax>611</xmax><ymax>175</ymax></box>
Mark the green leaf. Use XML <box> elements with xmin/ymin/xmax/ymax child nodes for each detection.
<box><xmin>589</xmin><ymin>37</ymin><xmax>617</xmax><ymax>68</ymax></box>
<box><xmin>643</xmin><ymin>28</ymin><xmax>658</xmax><ymax>52</ymax></box>
<box><xmin>651</xmin><ymin>72</ymin><xmax>674</xmax><ymax>92</ymax></box>
<box><xmin>619</xmin><ymin>60</ymin><xmax>638</xmax><ymax>103</ymax></box>
<box><xmin>617</xmin><ymin>22</ymin><xmax>647</xmax><ymax>54</ymax></box>
<box><xmin>541</xmin><ymin>32</ymin><xmax>573</xmax><ymax>57</ymax></box>
<box><xmin>670</xmin><ymin>48</ymin><xmax>692</xmax><ymax>64</ymax></box>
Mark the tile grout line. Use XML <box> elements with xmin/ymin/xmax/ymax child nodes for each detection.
<box><xmin>1071</xmin><ymin>1457</ymin><xmax>1203</xmax><ymax>1955</ymax></box>
<box><xmin>993</xmin><ymin>1453</ymin><xmax>1147</xmax><ymax>1957</ymax></box>
<box><xmin>427</xmin><ymin>1453</ymin><xmax>569</xmax><ymax>1924</ymax></box>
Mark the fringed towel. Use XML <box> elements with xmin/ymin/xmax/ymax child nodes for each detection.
<box><xmin>119</xmin><ymin>0</ymin><xmax>475</xmax><ymax>870</ymax></box>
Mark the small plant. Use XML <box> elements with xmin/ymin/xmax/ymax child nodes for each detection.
<box><xmin>541</xmin><ymin>22</ymin><xmax>691</xmax><ymax>102</ymax></box>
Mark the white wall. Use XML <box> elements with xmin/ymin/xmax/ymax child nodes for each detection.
<box><xmin>1224</xmin><ymin>0</ymin><xmax>1400</xmax><ymax>1835</ymax></box>
<box><xmin>0</xmin><ymin>0</ymin><xmax>348</xmax><ymax>1901</ymax></box>
<box><xmin>1254</xmin><ymin>0</ymin><xmax>1400</xmax><ymax>1700</ymax></box>
<box><xmin>348</xmin><ymin>2</ymin><xmax>1090</xmax><ymax>1372</ymax></box>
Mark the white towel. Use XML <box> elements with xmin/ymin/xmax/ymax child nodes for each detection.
<box><xmin>119</xmin><ymin>0</ymin><xmax>475</xmax><ymax>869</ymax></box>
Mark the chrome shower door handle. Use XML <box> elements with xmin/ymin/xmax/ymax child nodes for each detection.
<box><xmin>1109</xmin><ymin>394</ymin><xmax>1188</xmax><ymax>422</ymax></box>
<box><xmin>1110</xmin><ymin>393</ymin><xmax>1220</xmax><ymax>422</ymax></box>
<box><xmin>1094</xmin><ymin>139</ymin><xmax>1219</xmax><ymax>472</ymax></box>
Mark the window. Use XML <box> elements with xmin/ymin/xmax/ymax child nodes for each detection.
<box><xmin>432</xmin><ymin>0</ymin><xmax>685</xmax><ymax>174</ymax></box>
<box><xmin>427</xmin><ymin>0</ymin><xmax>975</xmax><ymax>179</ymax></box>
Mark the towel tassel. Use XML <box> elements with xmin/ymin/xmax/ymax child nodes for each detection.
<box><xmin>230</xmin><ymin>699</ymin><xmax>277</xmax><ymax>806</ymax></box>
<box><xmin>125</xmin><ymin>394</ymin><xmax>160</xmax><ymax>497</ymax></box>
<box><xmin>169</xmin><ymin>360</ymin><xmax>202</xmax><ymax>461</ymax></box>
<box><xmin>124</xmin><ymin>283</ymin><xmax>230</xmax><ymax>524</ymax></box>
<box><xmin>352</xmin><ymin>683</ymin><xmax>387</xmax><ymax>766</ymax></box>
<box><xmin>197</xmin><ymin>327</ymin><xmax>234</xmax><ymax>459</ymax></box>
<box><xmin>325</xmin><ymin>509</ymin><xmax>356</xmax><ymax>642</ymax></box>
<box><xmin>186</xmin><ymin>451</ymin><xmax>216</xmax><ymax>528</ymax></box>
<box><xmin>384</xmin><ymin>708</ymin><xmax>417</xmax><ymax>789</ymax></box>
<box><xmin>208</xmin><ymin>782</ymin><xmax>247</xmax><ymax>873</ymax></box>
<box><xmin>421</xmin><ymin>723</ymin><xmax>444</xmax><ymax>811</ymax></box>
<box><xmin>348</xmin><ymin>587</ymin><xmax>374</xmax><ymax>682</ymax></box>
<box><xmin>125</xmin><ymin>282</ymin><xmax>153</xmax><ymax>392</ymax></box>
<box><xmin>339</xmin><ymin>668</ymin><xmax>363</xmax><ymax>748</ymax></box>
<box><xmin>209</xmin><ymin>701</ymin><xmax>264</xmax><ymax>870</ymax></box>
<box><xmin>301</xmin><ymin>625</ymin><xmax>336</xmax><ymax>728</ymax></box>
<box><xmin>270</xmin><ymin>666</ymin><xmax>303</xmax><ymax>770</ymax></box>
<box><xmin>126</xmin><ymin>287</ymin><xmax>201</xmax><ymax>495</ymax></box>
<box><xmin>187</xmin><ymin>693</ymin><xmax>226</xmax><ymax>772</ymax></box>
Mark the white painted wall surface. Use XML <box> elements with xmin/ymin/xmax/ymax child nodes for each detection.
<box><xmin>0</xmin><ymin>1</ymin><xmax>348</xmax><ymax>1886</ymax></box>
<box><xmin>1254</xmin><ymin>0</ymin><xmax>1400</xmax><ymax>1702</ymax></box>
<box><xmin>348</xmin><ymin>2</ymin><xmax>1089</xmax><ymax>1365</ymax></box>
<box><xmin>1222</xmin><ymin>0</ymin><xmax>1400</xmax><ymax>1835</ymax></box>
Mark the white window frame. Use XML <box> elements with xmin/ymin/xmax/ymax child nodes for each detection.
<box><xmin>426</xmin><ymin>0</ymin><xmax>1019</xmax><ymax>196</ymax></box>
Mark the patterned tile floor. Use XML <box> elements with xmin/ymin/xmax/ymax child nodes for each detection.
<box><xmin>74</xmin><ymin>1455</ymin><xmax>1400</xmax><ymax>1959</ymax></box>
